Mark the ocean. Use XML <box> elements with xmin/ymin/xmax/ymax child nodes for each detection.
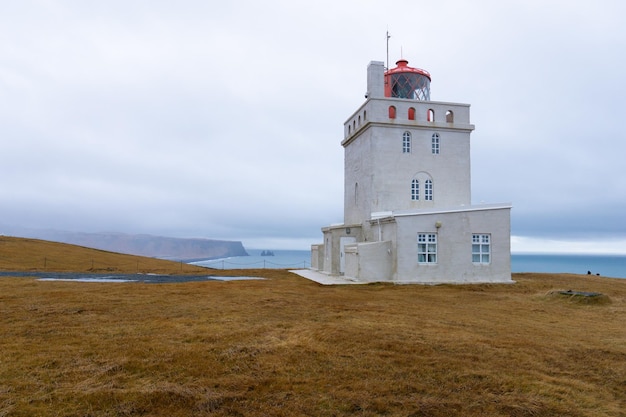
<box><xmin>192</xmin><ymin>250</ymin><xmax>626</xmax><ymax>279</ymax></box>
<box><xmin>192</xmin><ymin>249</ymin><xmax>311</xmax><ymax>270</ymax></box>
<box><xmin>511</xmin><ymin>253</ymin><xmax>626</xmax><ymax>279</ymax></box>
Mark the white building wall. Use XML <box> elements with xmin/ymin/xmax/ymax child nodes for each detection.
<box><xmin>343</xmin><ymin>98</ymin><xmax>474</xmax><ymax>226</ymax></box>
<box><xmin>311</xmin><ymin>244</ymin><xmax>323</xmax><ymax>270</ymax></box>
<box><xmin>369</xmin><ymin>125</ymin><xmax>471</xmax><ymax>209</ymax></box>
<box><xmin>344</xmin><ymin>240</ymin><xmax>393</xmax><ymax>282</ymax></box>
<box><xmin>320</xmin><ymin>225</ymin><xmax>362</xmax><ymax>275</ymax></box>
<box><xmin>344</xmin><ymin>127</ymin><xmax>375</xmax><ymax>225</ymax></box>
<box><xmin>393</xmin><ymin>206</ymin><xmax>512</xmax><ymax>283</ymax></box>
<box><xmin>343</xmin><ymin>99</ymin><xmax>474</xmax><ymax>141</ymax></box>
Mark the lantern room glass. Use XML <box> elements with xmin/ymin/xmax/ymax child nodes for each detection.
<box><xmin>388</xmin><ymin>72</ymin><xmax>431</xmax><ymax>101</ymax></box>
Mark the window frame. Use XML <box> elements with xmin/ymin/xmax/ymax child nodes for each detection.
<box><xmin>411</xmin><ymin>179</ymin><xmax>419</xmax><ymax>200</ymax></box>
<box><xmin>402</xmin><ymin>131</ymin><xmax>411</xmax><ymax>154</ymax></box>
<box><xmin>418</xmin><ymin>233</ymin><xmax>437</xmax><ymax>264</ymax></box>
<box><xmin>424</xmin><ymin>179</ymin><xmax>433</xmax><ymax>201</ymax></box>
<box><xmin>432</xmin><ymin>133</ymin><xmax>440</xmax><ymax>154</ymax></box>
<box><xmin>472</xmin><ymin>234</ymin><xmax>491</xmax><ymax>264</ymax></box>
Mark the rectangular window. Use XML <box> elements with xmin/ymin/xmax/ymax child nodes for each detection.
<box><xmin>472</xmin><ymin>234</ymin><xmax>491</xmax><ymax>264</ymax></box>
<box><xmin>418</xmin><ymin>233</ymin><xmax>437</xmax><ymax>264</ymax></box>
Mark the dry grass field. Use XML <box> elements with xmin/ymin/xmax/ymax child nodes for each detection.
<box><xmin>1</xmin><ymin>236</ymin><xmax>625</xmax><ymax>416</ymax></box>
<box><xmin>0</xmin><ymin>236</ymin><xmax>213</xmax><ymax>275</ymax></box>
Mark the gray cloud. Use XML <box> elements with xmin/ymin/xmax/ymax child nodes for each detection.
<box><xmin>1</xmin><ymin>0</ymin><xmax>625</xmax><ymax>250</ymax></box>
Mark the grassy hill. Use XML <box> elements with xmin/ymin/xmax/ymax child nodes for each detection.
<box><xmin>1</xmin><ymin>236</ymin><xmax>625</xmax><ymax>416</ymax></box>
<box><xmin>0</xmin><ymin>235</ymin><xmax>214</xmax><ymax>274</ymax></box>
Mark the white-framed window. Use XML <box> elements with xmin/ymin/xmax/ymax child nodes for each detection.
<box><xmin>424</xmin><ymin>179</ymin><xmax>433</xmax><ymax>200</ymax></box>
<box><xmin>412</xmin><ymin>173</ymin><xmax>433</xmax><ymax>202</ymax></box>
<box><xmin>402</xmin><ymin>131</ymin><xmax>411</xmax><ymax>153</ymax></box>
<box><xmin>472</xmin><ymin>234</ymin><xmax>491</xmax><ymax>264</ymax></box>
<box><xmin>411</xmin><ymin>179</ymin><xmax>419</xmax><ymax>200</ymax></box>
<box><xmin>432</xmin><ymin>133</ymin><xmax>440</xmax><ymax>154</ymax></box>
<box><xmin>418</xmin><ymin>233</ymin><xmax>437</xmax><ymax>264</ymax></box>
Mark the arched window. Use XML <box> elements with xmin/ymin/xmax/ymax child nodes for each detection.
<box><xmin>408</xmin><ymin>107</ymin><xmax>416</xmax><ymax>120</ymax></box>
<box><xmin>411</xmin><ymin>179</ymin><xmax>419</xmax><ymax>200</ymax></box>
<box><xmin>427</xmin><ymin>109</ymin><xmax>435</xmax><ymax>122</ymax></box>
<box><xmin>446</xmin><ymin>110</ymin><xmax>454</xmax><ymax>123</ymax></box>
<box><xmin>432</xmin><ymin>133</ymin><xmax>440</xmax><ymax>154</ymax></box>
<box><xmin>425</xmin><ymin>179</ymin><xmax>433</xmax><ymax>200</ymax></box>
<box><xmin>389</xmin><ymin>106</ymin><xmax>396</xmax><ymax>119</ymax></box>
<box><xmin>412</xmin><ymin>172</ymin><xmax>433</xmax><ymax>202</ymax></box>
<box><xmin>402</xmin><ymin>131</ymin><xmax>411</xmax><ymax>153</ymax></box>
<box><xmin>363</xmin><ymin>110</ymin><xmax>367</xmax><ymax>120</ymax></box>
<box><xmin>354</xmin><ymin>183</ymin><xmax>358</xmax><ymax>205</ymax></box>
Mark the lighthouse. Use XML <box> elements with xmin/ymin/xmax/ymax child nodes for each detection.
<box><xmin>310</xmin><ymin>57</ymin><xmax>513</xmax><ymax>284</ymax></box>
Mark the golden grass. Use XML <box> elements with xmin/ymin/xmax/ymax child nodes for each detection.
<box><xmin>1</xmin><ymin>237</ymin><xmax>625</xmax><ymax>416</ymax></box>
<box><xmin>0</xmin><ymin>235</ymin><xmax>215</xmax><ymax>275</ymax></box>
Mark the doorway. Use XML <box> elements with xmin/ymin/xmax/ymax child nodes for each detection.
<box><xmin>339</xmin><ymin>237</ymin><xmax>356</xmax><ymax>274</ymax></box>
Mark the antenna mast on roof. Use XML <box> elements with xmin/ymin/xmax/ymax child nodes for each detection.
<box><xmin>386</xmin><ymin>30</ymin><xmax>391</xmax><ymax>70</ymax></box>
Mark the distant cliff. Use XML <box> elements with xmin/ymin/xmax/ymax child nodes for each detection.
<box><xmin>1</xmin><ymin>228</ymin><xmax>248</xmax><ymax>261</ymax></box>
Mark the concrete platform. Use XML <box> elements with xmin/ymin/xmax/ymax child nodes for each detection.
<box><xmin>289</xmin><ymin>269</ymin><xmax>363</xmax><ymax>285</ymax></box>
<box><xmin>290</xmin><ymin>269</ymin><xmax>516</xmax><ymax>286</ymax></box>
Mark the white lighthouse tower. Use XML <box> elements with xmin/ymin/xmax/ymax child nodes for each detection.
<box><xmin>311</xmin><ymin>58</ymin><xmax>513</xmax><ymax>284</ymax></box>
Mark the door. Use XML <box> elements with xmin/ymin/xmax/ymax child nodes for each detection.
<box><xmin>339</xmin><ymin>237</ymin><xmax>356</xmax><ymax>274</ymax></box>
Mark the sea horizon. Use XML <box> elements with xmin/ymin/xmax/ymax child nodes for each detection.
<box><xmin>191</xmin><ymin>249</ymin><xmax>626</xmax><ymax>279</ymax></box>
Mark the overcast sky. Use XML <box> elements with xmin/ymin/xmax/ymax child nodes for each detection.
<box><xmin>1</xmin><ymin>0</ymin><xmax>625</xmax><ymax>252</ymax></box>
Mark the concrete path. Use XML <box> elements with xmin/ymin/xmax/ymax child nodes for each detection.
<box><xmin>289</xmin><ymin>269</ymin><xmax>363</xmax><ymax>285</ymax></box>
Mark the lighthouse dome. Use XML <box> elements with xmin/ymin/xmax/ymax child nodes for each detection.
<box><xmin>384</xmin><ymin>59</ymin><xmax>431</xmax><ymax>100</ymax></box>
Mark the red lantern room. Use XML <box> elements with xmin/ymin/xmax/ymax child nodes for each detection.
<box><xmin>384</xmin><ymin>59</ymin><xmax>431</xmax><ymax>101</ymax></box>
